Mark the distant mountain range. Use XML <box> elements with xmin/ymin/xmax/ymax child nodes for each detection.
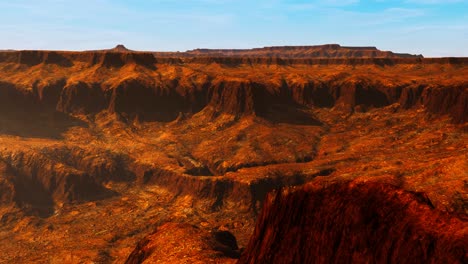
<box><xmin>180</xmin><ymin>44</ymin><xmax>424</xmax><ymax>58</ymax></box>
<box><xmin>2</xmin><ymin>44</ymin><xmax>424</xmax><ymax>58</ymax></box>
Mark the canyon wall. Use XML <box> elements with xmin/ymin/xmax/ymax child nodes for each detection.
<box><xmin>238</xmin><ymin>180</ymin><xmax>468</xmax><ymax>264</ymax></box>
<box><xmin>0</xmin><ymin>49</ymin><xmax>466</xmax><ymax>216</ymax></box>
<box><xmin>0</xmin><ymin>47</ymin><xmax>466</xmax><ymax>262</ymax></box>
<box><xmin>0</xmin><ymin>51</ymin><xmax>466</xmax><ymax>123</ymax></box>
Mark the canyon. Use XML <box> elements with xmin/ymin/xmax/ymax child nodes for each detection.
<box><xmin>0</xmin><ymin>45</ymin><xmax>466</xmax><ymax>263</ymax></box>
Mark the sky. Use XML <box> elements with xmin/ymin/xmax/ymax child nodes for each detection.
<box><xmin>0</xmin><ymin>0</ymin><xmax>467</xmax><ymax>57</ymax></box>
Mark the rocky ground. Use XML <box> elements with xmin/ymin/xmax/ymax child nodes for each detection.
<box><xmin>0</xmin><ymin>48</ymin><xmax>466</xmax><ymax>263</ymax></box>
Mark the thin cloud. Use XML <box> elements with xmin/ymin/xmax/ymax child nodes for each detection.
<box><xmin>319</xmin><ymin>0</ymin><xmax>360</xmax><ymax>5</ymax></box>
<box><xmin>406</xmin><ymin>0</ymin><xmax>465</xmax><ymax>4</ymax></box>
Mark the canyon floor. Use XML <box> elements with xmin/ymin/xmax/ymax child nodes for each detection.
<box><xmin>0</xmin><ymin>46</ymin><xmax>467</xmax><ymax>263</ymax></box>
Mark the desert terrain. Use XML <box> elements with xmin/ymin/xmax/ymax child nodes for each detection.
<box><xmin>0</xmin><ymin>45</ymin><xmax>466</xmax><ymax>263</ymax></box>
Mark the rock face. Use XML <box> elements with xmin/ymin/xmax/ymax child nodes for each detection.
<box><xmin>238</xmin><ymin>180</ymin><xmax>468</xmax><ymax>264</ymax></box>
<box><xmin>0</xmin><ymin>147</ymin><xmax>122</xmax><ymax>216</ymax></box>
<box><xmin>0</xmin><ymin>161</ymin><xmax>15</xmax><ymax>204</ymax></box>
<box><xmin>0</xmin><ymin>52</ymin><xmax>467</xmax><ymax>123</ymax></box>
<box><xmin>36</xmin><ymin>75</ymin><xmax>468</xmax><ymax>124</ymax></box>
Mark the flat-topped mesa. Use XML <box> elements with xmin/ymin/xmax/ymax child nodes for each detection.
<box><xmin>187</xmin><ymin>44</ymin><xmax>347</xmax><ymax>53</ymax></box>
<box><xmin>185</xmin><ymin>44</ymin><xmax>423</xmax><ymax>58</ymax></box>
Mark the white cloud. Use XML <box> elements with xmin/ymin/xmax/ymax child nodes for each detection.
<box><xmin>319</xmin><ymin>0</ymin><xmax>360</xmax><ymax>5</ymax></box>
<box><xmin>406</xmin><ymin>0</ymin><xmax>465</xmax><ymax>4</ymax></box>
<box><xmin>287</xmin><ymin>0</ymin><xmax>359</xmax><ymax>9</ymax></box>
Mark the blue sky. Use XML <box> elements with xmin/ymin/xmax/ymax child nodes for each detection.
<box><xmin>0</xmin><ymin>0</ymin><xmax>467</xmax><ymax>56</ymax></box>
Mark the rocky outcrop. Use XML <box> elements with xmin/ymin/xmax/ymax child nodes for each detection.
<box><xmin>239</xmin><ymin>180</ymin><xmax>468</xmax><ymax>264</ymax></box>
<box><xmin>133</xmin><ymin>165</ymin><xmax>311</xmax><ymax>213</ymax></box>
<box><xmin>205</xmin><ymin>78</ymin><xmax>467</xmax><ymax>123</ymax></box>
<box><xmin>125</xmin><ymin>222</ymin><xmax>240</xmax><ymax>264</ymax></box>
<box><xmin>207</xmin><ymin>81</ymin><xmax>256</xmax><ymax>117</ymax></box>
<box><xmin>0</xmin><ymin>81</ymin><xmax>86</xmax><ymax>138</ymax></box>
<box><xmin>57</xmin><ymin>81</ymin><xmax>107</xmax><ymax>114</ymax></box>
<box><xmin>420</xmin><ymin>85</ymin><xmax>468</xmax><ymax>123</ymax></box>
<box><xmin>33</xmin><ymin>79</ymin><xmax>67</xmax><ymax>109</ymax></box>
<box><xmin>107</xmin><ymin>78</ymin><xmax>191</xmax><ymax>121</ymax></box>
<box><xmin>0</xmin><ymin>146</ymin><xmax>130</xmax><ymax>217</ymax></box>
<box><xmin>0</xmin><ymin>161</ymin><xmax>15</xmax><ymax>204</ymax></box>
<box><xmin>6</xmin><ymin>151</ymin><xmax>105</xmax><ymax>199</ymax></box>
<box><xmin>39</xmin><ymin>146</ymin><xmax>135</xmax><ymax>183</ymax></box>
<box><xmin>0</xmin><ymin>81</ymin><xmax>32</xmax><ymax>111</ymax></box>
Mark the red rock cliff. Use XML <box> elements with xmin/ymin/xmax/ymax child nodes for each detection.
<box><xmin>238</xmin><ymin>180</ymin><xmax>468</xmax><ymax>264</ymax></box>
<box><xmin>1</xmin><ymin>50</ymin><xmax>466</xmax><ymax>124</ymax></box>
